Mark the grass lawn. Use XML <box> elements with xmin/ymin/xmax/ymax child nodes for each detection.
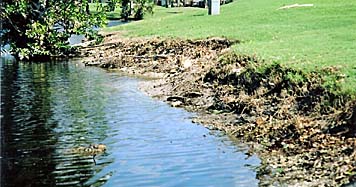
<box><xmin>89</xmin><ymin>3</ymin><xmax>122</xmax><ymax>19</ymax></box>
<box><xmin>105</xmin><ymin>0</ymin><xmax>356</xmax><ymax>95</ymax></box>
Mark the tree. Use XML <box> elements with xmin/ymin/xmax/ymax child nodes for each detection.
<box><xmin>132</xmin><ymin>0</ymin><xmax>154</xmax><ymax>20</ymax></box>
<box><xmin>121</xmin><ymin>0</ymin><xmax>154</xmax><ymax>21</ymax></box>
<box><xmin>120</xmin><ymin>0</ymin><xmax>131</xmax><ymax>21</ymax></box>
<box><xmin>1</xmin><ymin>0</ymin><xmax>107</xmax><ymax>60</ymax></box>
<box><xmin>107</xmin><ymin>0</ymin><xmax>119</xmax><ymax>11</ymax></box>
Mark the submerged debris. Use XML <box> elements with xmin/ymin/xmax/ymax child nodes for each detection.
<box><xmin>78</xmin><ymin>35</ymin><xmax>356</xmax><ymax>186</ymax></box>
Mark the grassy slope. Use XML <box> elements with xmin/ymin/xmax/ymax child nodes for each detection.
<box><xmin>105</xmin><ymin>0</ymin><xmax>356</xmax><ymax>95</ymax></box>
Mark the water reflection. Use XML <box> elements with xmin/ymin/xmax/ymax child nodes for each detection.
<box><xmin>1</xmin><ymin>60</ymin><xmax>260</xmax><ymax>187</ymax></box>
<box><xmin>1</xmin><ymin>61</ymin><xmax>110</xmax><ymax>186</ymax></box>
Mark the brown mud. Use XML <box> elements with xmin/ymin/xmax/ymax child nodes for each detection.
<box><xmin>77</xmin><ymin>33</ymin><xmax>356</xmax><ymax>187</ymax></box>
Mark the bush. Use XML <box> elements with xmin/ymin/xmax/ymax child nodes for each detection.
<box><xmin>1</xmin><ymin>0</ymin><xmax>107</xmax><ymax>60</ymax></box>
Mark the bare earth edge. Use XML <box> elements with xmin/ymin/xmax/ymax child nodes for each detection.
<box><xmin>76</xmin><ymin>33</ymin><xmax>356</xmax><ymax>187</ymax></box>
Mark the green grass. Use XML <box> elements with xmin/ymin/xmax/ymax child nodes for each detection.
<box><xmin>105</xmin><ymin>0</ymin><xmax>356</xmax><ymax>95</ymax></box>
<box><xmin>89</xmin><ymin>3</ymin><xmax>122</xmax><ymax>19</ymax></box>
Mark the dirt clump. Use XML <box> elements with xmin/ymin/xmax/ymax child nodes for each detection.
<box><xmin>78</xmin><ymin>35</ymin><xmax>356</xmax><ymax>187</ymax></box>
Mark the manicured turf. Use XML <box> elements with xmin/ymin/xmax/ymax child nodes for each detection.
<box><xmin>105</xmin><ymin>0</ymin><xmax>356</xmax><ymax>95</ymax></box>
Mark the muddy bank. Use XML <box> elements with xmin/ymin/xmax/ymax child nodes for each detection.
<box><xmin>78</xmin><ymin>34</ymin><xmax>356</xmax><ymax>186</ymax></box>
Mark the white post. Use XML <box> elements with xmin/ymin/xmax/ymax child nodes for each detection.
<box><xmin>208</xmin><ymin>0</ymin><xmax>220</xmax><ymax>15</ymax></box>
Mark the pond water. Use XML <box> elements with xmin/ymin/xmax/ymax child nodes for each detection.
<box><xmin>69</xmin><ymin>20</ymin><xmax>127</xmax><ymax>45</ymax></box>
<box><xmin>1</xmin><ymin>60</ymin><xmax>260</xmax><ymax>186</ymax></box>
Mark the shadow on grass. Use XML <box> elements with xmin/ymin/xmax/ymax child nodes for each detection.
<box><xmin>167</xmin><ymin>11</ymin><xmax>183</xmax><ymax>14</ymax></box>
<box><xmin>192</xmin><ymin>13</ymin><xmax>205</xmax><ymax>16</ymax></box>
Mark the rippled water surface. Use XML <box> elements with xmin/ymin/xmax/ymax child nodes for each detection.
<box><xmin>1</xmin><ymin>60</ymin><xmax>260</xmax><ymax>187</ymax></box>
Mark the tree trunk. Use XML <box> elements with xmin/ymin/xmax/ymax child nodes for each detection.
<box><xmin>86</xmin><ymin>2</ymin><xmax>90</xmax><ymax>14</ymax></box>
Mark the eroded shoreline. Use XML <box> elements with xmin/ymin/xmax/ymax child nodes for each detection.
<box><xmin>77</xmin><ymin>34</ymin><xmax>356</xmax><ymax>186</ymax></box>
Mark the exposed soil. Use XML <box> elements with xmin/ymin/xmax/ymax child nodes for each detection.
<box><xmin>77</xmin><ymin>33</ymin><xmax>356</xmax><ymax>187</ymax></box>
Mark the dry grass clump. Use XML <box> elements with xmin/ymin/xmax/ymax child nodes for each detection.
<box><xmin>203</xmin><ymin>53</ymin><xmax>356</xmax><ymax>186</ymax></box>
